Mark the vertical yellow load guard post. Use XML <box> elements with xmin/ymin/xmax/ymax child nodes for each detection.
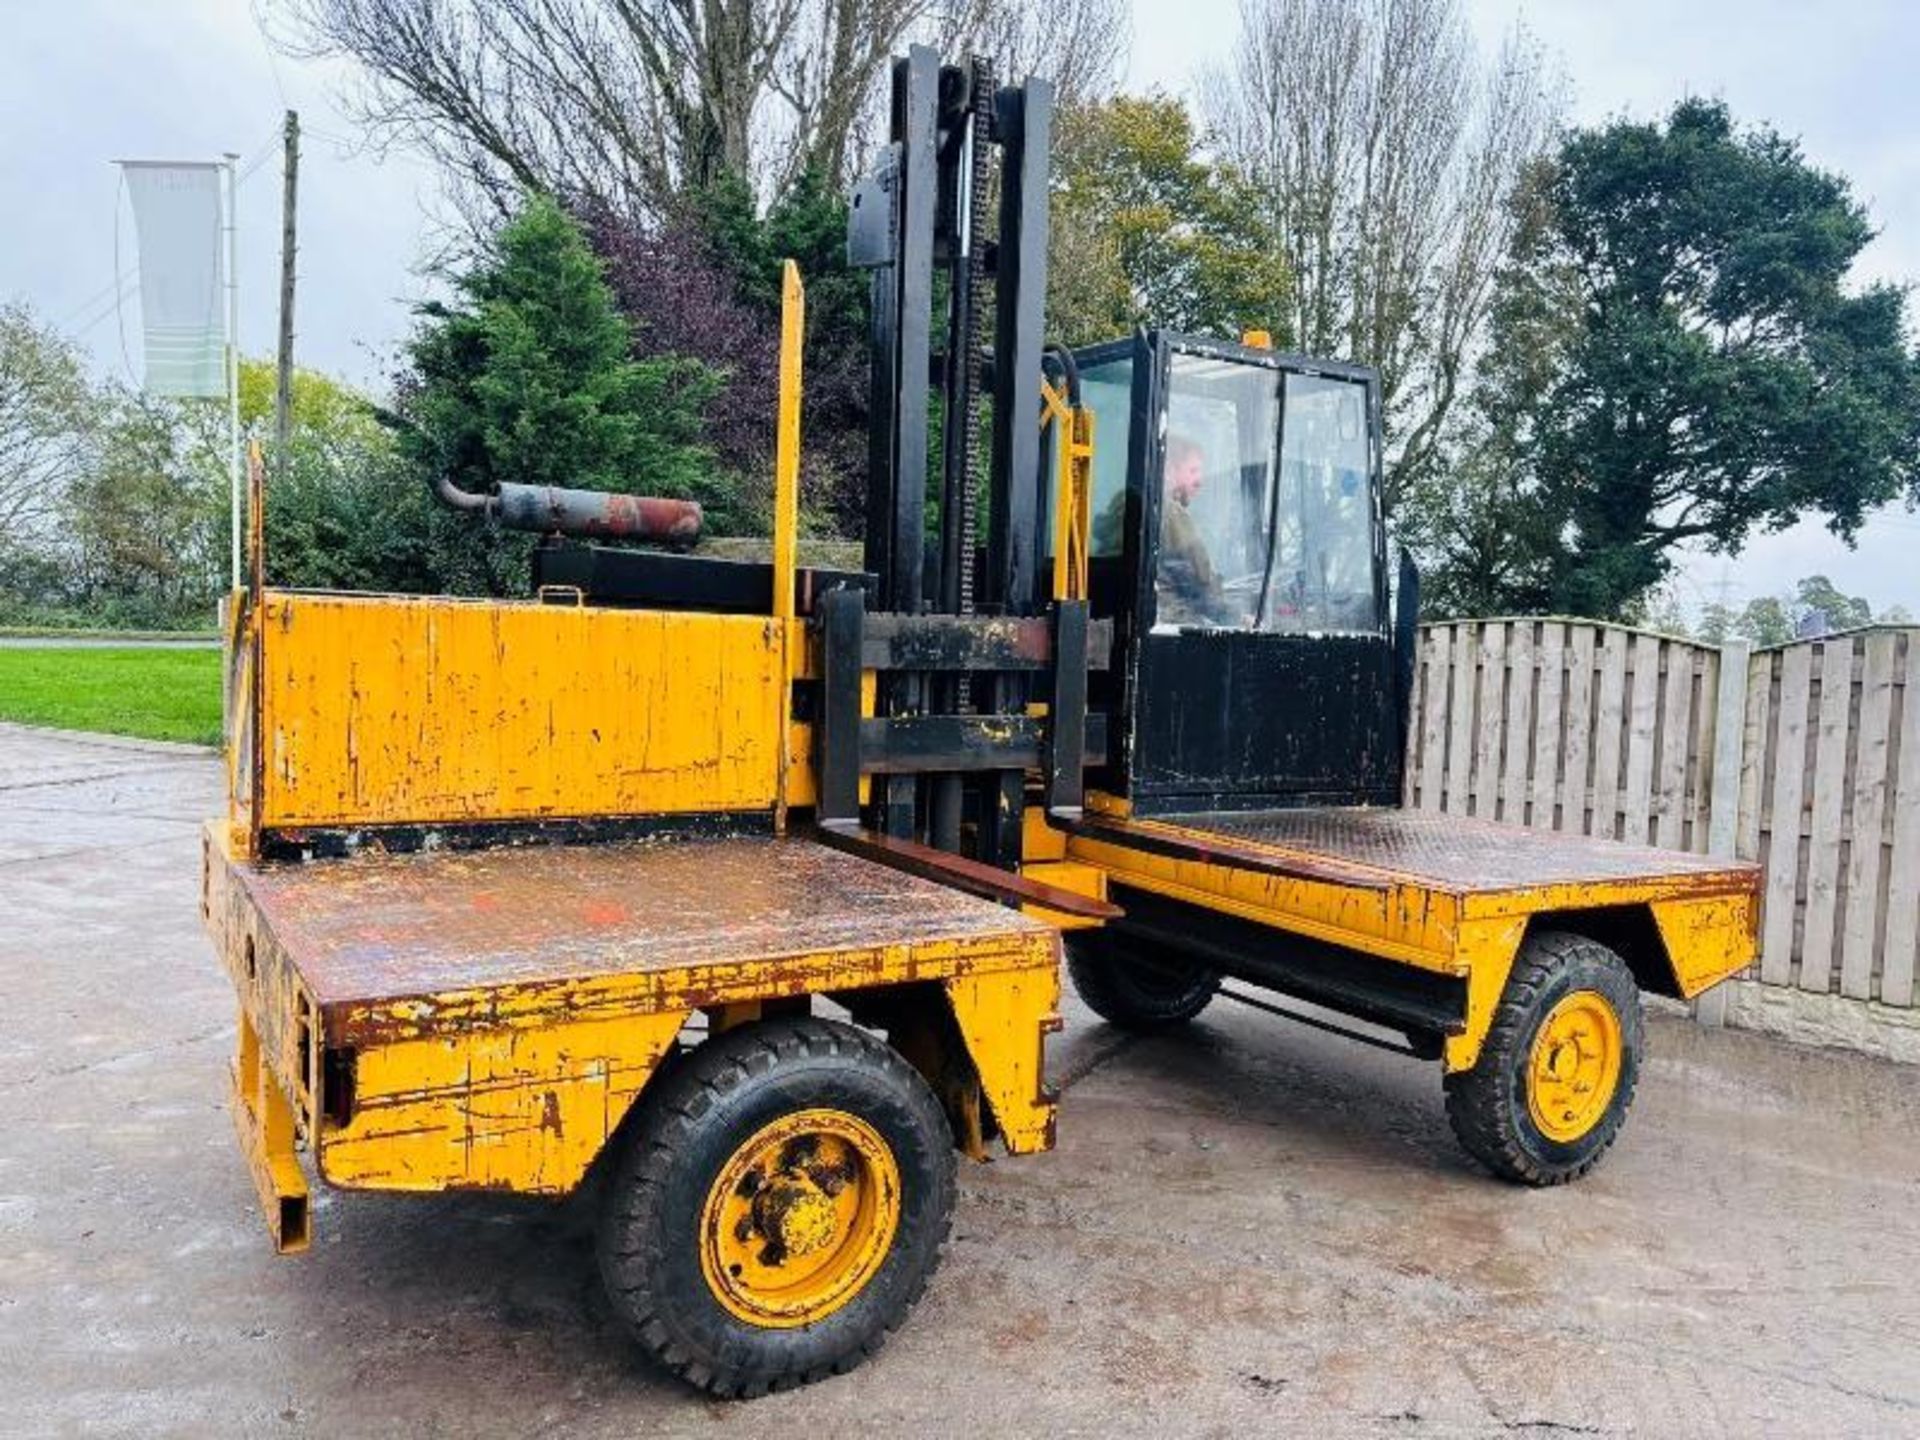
<box><xmin>772</xmin><ymin>261</ymin><xmax>803</xmax><ymax>832</ymax></box>
<box><xmin>1043</xmin><ymin>377</ymin><xmax>1094</xmax><ymax>605</ymax></box>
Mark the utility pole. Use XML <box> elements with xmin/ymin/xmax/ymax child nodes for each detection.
<box><xmin>273</xmin><ymin>110</ymin><xmax>300</xmax><ymax>495</ymax></box>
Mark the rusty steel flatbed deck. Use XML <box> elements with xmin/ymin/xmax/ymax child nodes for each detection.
<box><xmin>224</xmin><ymin>834</ymin><xmax>1055</xmax><ymax>1044</ymax></box>
<box><xmin>207</xmin><ymin>830</ymin><xmax>1065</xmax><ymax>1206</ymax></box>
<box><xmin>1063</xmin><ymin>805</ymin><xmax>1759</xmax><ymax>1072</ymax></box>
<box><xmin>1133</xmin><ymin>807</ymin><xmax>1755</xmax><ymax>897</ymax></box>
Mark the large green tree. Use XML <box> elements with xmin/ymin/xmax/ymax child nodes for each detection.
<box><xmin>402</xmin><ymin>195</ymin><xmax>723</xmax><ymax>591</ymax></box>
<box><xmin>1047</xmin><ymin>96</ymin><xmax>1290</xmax><ymax>347</ymax></box>
<box><xmin>1457</xmin><ymin>100</ymin><xmax>1920</xmax><ymax>619</ymax></box>
<box><xmin>408</xmin><ymin>194</ymin><xmax>719</xmax><ymax>499</ymax></box>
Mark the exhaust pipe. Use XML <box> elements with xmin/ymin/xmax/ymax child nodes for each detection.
<box><xmin>433</xmin><ymin>474</ymin><xmax>702</xmax><ymax>546</ymax></box>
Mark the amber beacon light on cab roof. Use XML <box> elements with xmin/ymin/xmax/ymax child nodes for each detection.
<box><xmin>205</xmin><ymin>45</ymin><xmax>1760</xmax><ymax>1398</ymax></box>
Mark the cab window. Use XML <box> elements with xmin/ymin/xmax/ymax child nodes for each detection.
<box><xmin>1150</xmin><ymin>355</ymin><xmax>1278</xmax><ymax>630</ymax></box>
<box><xmin>1082</xmin><ymin>357</ymin><xmax>1134</xmax><ymax>558</ymax></box>
<box><xmin>1149</xmin><ymin>355</ymin><xmax>1378</xmax><ymax>636</ymax></box>
<box><xmin>1259</xmin><ymin>374</ymin><xmax>1378</xmax><ymax>634</ymax></box>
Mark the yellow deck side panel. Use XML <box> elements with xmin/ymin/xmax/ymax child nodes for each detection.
<box><xmin>1058</xmin><ymin>806</ymin><xmax>1759</xmax><ymax>1071</ymax></box>
<box><xmin>206</xmin><ymin>831</ymin><xmax>1061</xmax><ymax>1202</ymax></box>
<box><xmin>246</xmin><ymin>590</ymin><xmax>796</xmax><ymax>830</ymax></box>
<box><xmin>327</xmin><ymin>1010</ymin><xmax>689</xmax><ymax>1193</ymax></box>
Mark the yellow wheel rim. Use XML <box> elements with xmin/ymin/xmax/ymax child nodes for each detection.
<box><xmin>1526</xmin><ymin>990</ymin><xmax>1624</xmax><ymax>1143</ymax></box>
<box><xmin>698</xmin><ymin>1108</ymin><xmax>901</xmax><ymax>1328</ymax></box>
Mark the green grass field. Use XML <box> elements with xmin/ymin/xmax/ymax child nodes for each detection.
<box><xmin>0</xmin><ymin>647</ymin><xmax>223</xmax><ymax>746</ymax></box>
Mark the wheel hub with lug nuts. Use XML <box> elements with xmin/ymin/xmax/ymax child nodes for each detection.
<box><xmin>700</xmin><ymin>1108</ymin><xmax>901</xmax><ymax>1327</ymax></box>
<box><xmin>1526</xmin><ymin>990</ymin><xmax>1623</xmax><ymax>1144</ymax></box>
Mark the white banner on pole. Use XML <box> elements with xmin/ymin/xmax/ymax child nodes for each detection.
<box><xmin>120</xmin><ymin>161</ymin><xmax>227</xmax><ymax>399</ymax></box>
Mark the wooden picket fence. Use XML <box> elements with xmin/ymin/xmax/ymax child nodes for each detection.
<box><xmin>1405</xmin><ymin>619</ymin><xmax>1920</xmax><ymax>1014</ymax></box>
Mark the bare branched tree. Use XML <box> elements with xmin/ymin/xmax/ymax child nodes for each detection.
<box><xmin>1204</xmin><ymin>0</ymin><xmax>1562</xmax><ymax>507</ymax></box>
<box><xmin>974</xmin><ymin>0</ymin><xmax>1128</xmax><ymax>109</ymax></box>
<box><xmin>0</xmin><ymin>303</ymin><xmax>97</xmax><ymax>555</ymax></box>
<box><xmin>272</xmin><ymin>0</ymin><xmax>1130</xmax><ymax>219</ymax></box>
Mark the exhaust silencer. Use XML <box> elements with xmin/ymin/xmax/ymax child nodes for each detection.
<box><xmin>434</xmin><ymin>474</ymin><xmax>702</xmax><ymax>545</ymax></box>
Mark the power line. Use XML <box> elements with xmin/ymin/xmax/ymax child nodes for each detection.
<box><xmin>237</xmin><ymin>136</ymin><xmax>280</xmax><ymax>184</ymax></box>
<box><xmin>53</xmin><ymin>265</ymin><xmax>138</xmax><ymax>332</ymax></box>
<box><xmin>67</xmin><ymin>277</ymin><xmax>139</xmax><ymax>341</ymax></box>
<box><xmin>57</xmin><ymin>269</ymin><xmax>138</xmax><ymax>334</ymax></box>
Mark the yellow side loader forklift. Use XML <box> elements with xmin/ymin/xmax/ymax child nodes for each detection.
<box><xmin>206</xmin><ymin>46</ymin><xmax>1759</xmax><ymax>1398</ymax></box>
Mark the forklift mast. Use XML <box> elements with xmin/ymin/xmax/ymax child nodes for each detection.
<box><xmin>823</xmin><ymin>47</ymin><xmax>1075</xmax><ymax>866</ymax></box>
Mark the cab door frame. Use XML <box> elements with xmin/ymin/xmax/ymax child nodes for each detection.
<box><xmin>1101</xmin><ymin>330</ymin><xmax>1400</xmax><ymax>816</ymax></box>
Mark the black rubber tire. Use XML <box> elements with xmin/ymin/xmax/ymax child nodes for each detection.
<box><xmin>596</xmin><ymin>1017</ymin><xmax>955</xmax><ymax>1398</ymax></box>
<box><xmin>1066</xmin><ymin>932</ymin><xmax>1220</xmax><ymax>1031</ymax></box>
<box><xmin>1444</xmin><ymin>930</ymin><xmax>1643</xmax><ymax>1187</ymax></box>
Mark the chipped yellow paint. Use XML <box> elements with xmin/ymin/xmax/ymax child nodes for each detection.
<box><xmin>205</xmin><ymin>820</ymin><xmax>318</xmax><ymax>1110</ymax></box>
<box><xmin>232</xmin><ymin>1002</ymin><xmax>310</xmax><ymax>1253</ymax></box>
<box><xmin>1066</xmin><ymin>825</ymin><xmax>1467</xmax><ymax>976</ymax></box>
<box><xmin>247</xmin><ymin>591</ymin><xmax>787</xmax><ymax>830</ymax></box>
<box><xmin>771</xmin><ymin>262</ymin><xmax>805</xmax><ymax>832</ymax></box>
<box><xmin>281</xmin><ymin>924</ymin><xmax>1060</xmax><ymax>1200</ymax></box>
<box><xmin>322</xmin><ymin>928</ymin><xmax>1060</xmax><ymax>1048</ymax></box>
<box><xmin>320</xmin><ymin>1009</ymin><xmax>687</xmax><ymax>1194</ymax></box>
<box><xmin>1650</xmin><ymin>892</ymin><xmax>1758</xmax><ymax>996</ymax></box>
<box><xmin>209</xmin><ymin>820</ymin><xmax>1062</xmax><ymax>1236</ymax></box>
<box><xmin>943</xmin><ymin>966</ymin><xmax>1062</xmax><ymax>1154</ymax></box>
<box><xmin>1456</xmin><ymin>874</ymin><xmax>1758</xmax><ymax>923</ymax></box>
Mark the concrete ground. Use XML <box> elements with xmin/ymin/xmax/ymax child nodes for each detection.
<box><xmin>5</xmin><ymin>721</ymin><xmax>1919</xmax><ymax>1438</ymax></box>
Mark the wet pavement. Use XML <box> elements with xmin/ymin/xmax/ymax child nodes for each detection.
<box><xmin>4</xmin><ymin>720</ymin><xmax>1918</xmax><ymax>1437</ymax></box>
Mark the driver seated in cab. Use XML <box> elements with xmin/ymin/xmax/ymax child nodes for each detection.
<box><xmin>1096</xmin><ymin>434</ymin><xmax>1234</xmax><ymax>628</ymax></box>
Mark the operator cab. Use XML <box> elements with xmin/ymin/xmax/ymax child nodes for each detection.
<box><xmin>1072</xmin><ymin>331</ymin><xmax>1407</xmax><ymax>815</ymax></box>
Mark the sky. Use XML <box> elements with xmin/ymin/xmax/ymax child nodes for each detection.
<box><xmin>0</xmin><ymin>1</ymin><xmax>438</xmax><ymax>393</ymax></box>
<box><xmin>1129</xmin><ymin>0</ymin><xmax>1920</xmax><ymax>619</ymax></box>
<box><xmin>3</xmin><ymin>0</ymin><xmax>1917</xmax><ymax>617</ymax></box>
